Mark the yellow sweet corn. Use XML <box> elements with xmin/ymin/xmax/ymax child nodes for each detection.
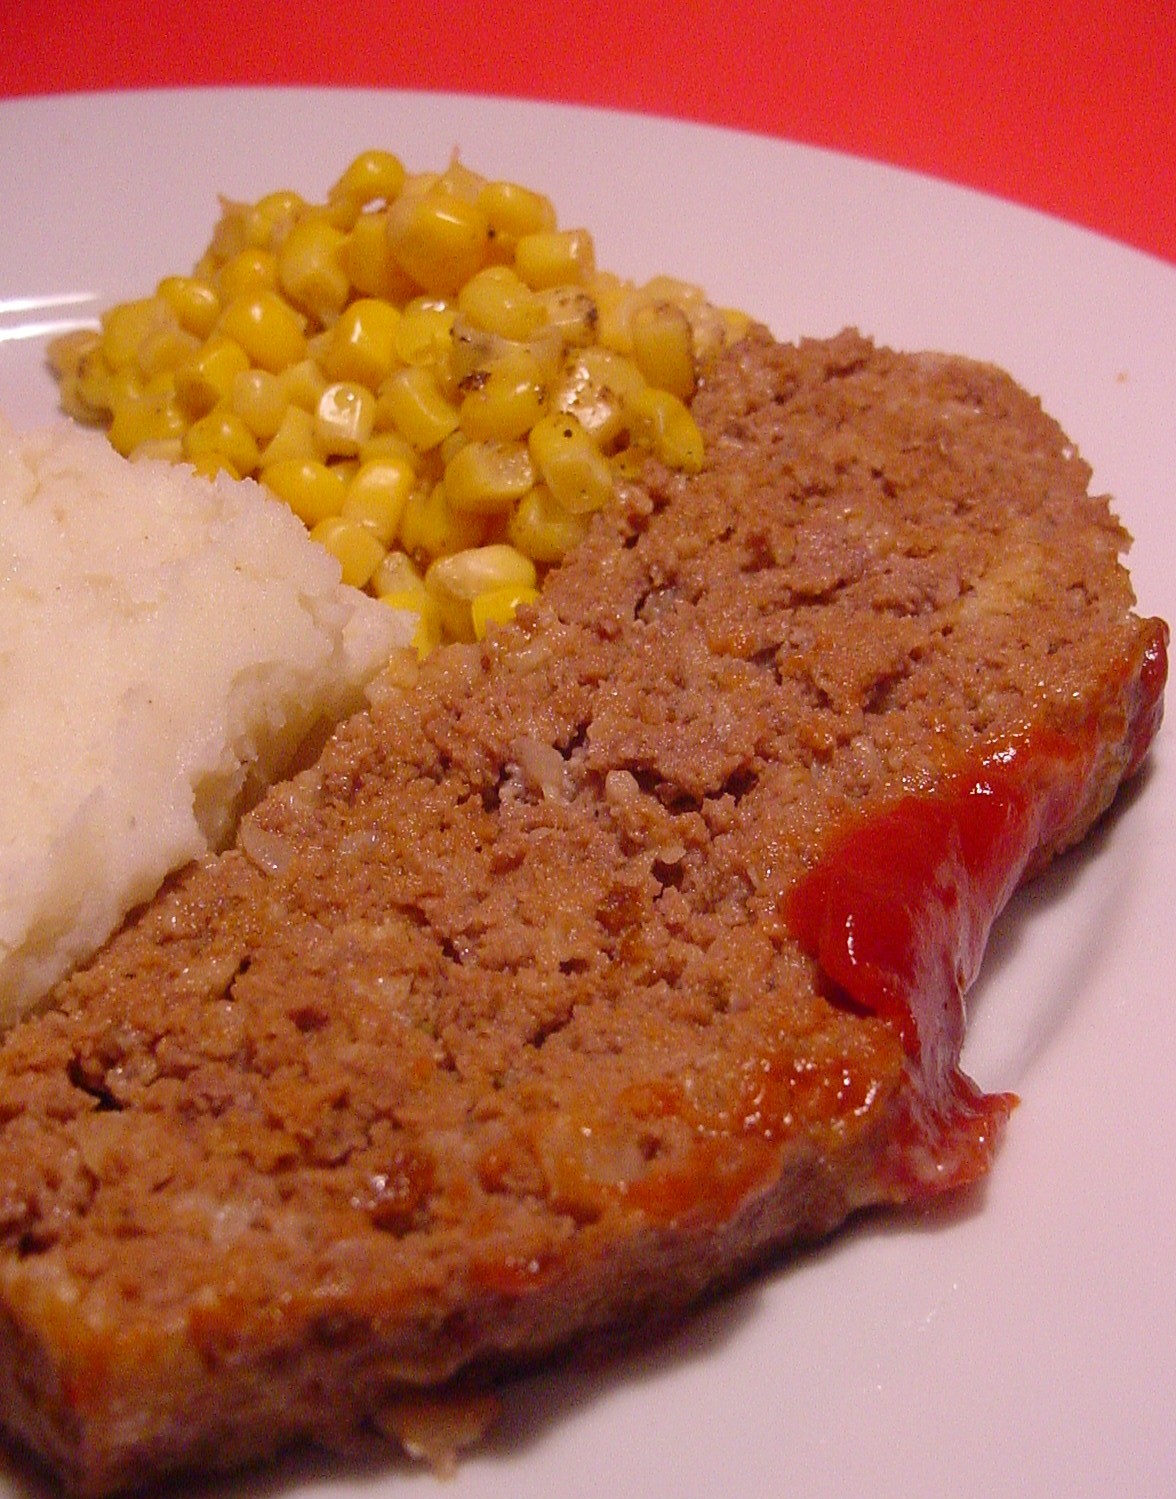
<box><xmin>387</xmin><ymin>190</ymin><xmax>489</xmax><ymax>297</ymax></box>
<box><xmin>108</xmin><ymin>377</ymin><xmax>186</xmax><ymax>458</ymax></box>
<box><xmin>174</xmin><ymin>334</ymin><xmax>251</xmax><ymax>418</ymax></box>
<box><xmin>277</xmin><ymin>214</ymin><xmax>350</xmax><ymax>324</ymax></box>
<box><xmin>630</xmin><ymin>300</ymin><xmax>696</xmax><ymax>402</ymax></box>
<box><xmin>309</xmin><ymin>515</ymin><xmax>387</xmax><ymax>589</ymax></box>
<box><xmin>425</xmin><ymin>544</ymin><xmax>537</xmax><ymax>642</ymax></box>
<box><xmin>156</xmin><ymin>276</ymin><xmax>221</xmax><ymax>339</ymax></box>
<box><xmin>100</xmin><ymin>297</ymin><xmax>174</xmax><ymax>370</ymax></box>
<box><xmin>315</xmin><ymin>382</ymin><xmax>377</xmax><ymax>457</ymax></box>
<box><xmin>230</xmin><ymin>367</ymin><xmax>288</xmax><ymax>441</ymax></box>
<box><xmin>457</xmin><ymin>265</ymin><xmax>545</xmax><ymax>342</ymax></box>
<box><xmin>321</xmin><ymin>297</ymin><xmax>401</xmax><ymax>388</ymax></box>
<box><xmin>260</xmin><ymin>456</ymin><xmax>347</xmax><ymax>527</ymax></box>
<box><xmin>217</xmin><ymin>290</ymin><xmax>307</xmax><ymax>373</ymax></box>
<box><xmin>458</xmin><ymin>348</ymin><xmax>549</xmax><ymax>443</ymax></box>
<box><xmin>398</xmin><ymin>480</ymin><xmax>486</xmax><ymax>564</ymax></box>
<box><xmin>627</xmin><ymin>386</ymin><xmax>704</xmax><ymax>473</ymax></box>
<box><xmin>393</xmin><ymin>297</ymin><xmax>457</xmax><ymax>369</ymax></box>
<box><xmin>342</xmin><ymin>211</ymin><xmax>418</xmax><ymax>304</ymax></box>
<box><xmin>341</xmin><ymin>454</ymin><xmax>417</xmax><ymax>545</ymax></box>
<box><xmin>443</xmin><ymin>439</ymin><xmax>535</xmax><ymax>515</ymax></box>
<box><xmin>377</xmin><ymin>586</ymin><xmax>443</xmax><ymax>658</ymax></box>
<box><xmin>217</xmin><ymin>246</ymin><xmax>279</xmax><ymax>301</ymax></box>
<box><xmin>477</xmin><ymin>179</ymin><xmax>558</xmax><ymax>243</ymax></box>
<box><xmin>258</xmin><ymin>403</ymin><xmax>318</xmax><ymax>467</ymax></box>
<box><xmin>507</xmin><ymin>483</ymin><xmax>590</xmax><ymax>564</ymax></box>
<box><xmin>528</xmin><ymin>412</ymin><xmax>614</xmax><ymax>514</ymax></box>
<box><xmin>514</xmin><ymin>229</ymin><xmax>595</xmax><ymax>290</ymax></box>
<box><xmin>182</xmin><ymin>407</ymin><xmax>261</xmax><ymax>476</ymax></box>
<box><xmin>329</xmin><ymin>148</ymin><xmax>406</xmax><ymax>207</ymax></box>
<box><xmin>471</xmin><ymin>582</ymin><xmax>541</xmax><ymax>640</ymax></box>
<box><xmin>371</xmin><ymin>548</ymin><xmax>427</xmax><ymax>598</ymax></box>
<box><xmin>378</xmin><ymin>366</ymin><xmax>461</xmax><ymax>451</ymax></box>
<box><xmin>49</xmin><ymin>146</ymin><xmax>747</xmax><ymax>648</ymax></box>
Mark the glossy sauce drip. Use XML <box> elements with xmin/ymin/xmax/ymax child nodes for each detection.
<box><xmin>785</xmin><ymin>620</ymin><xmax>1168</xmax><ymax>1194</ymax></box>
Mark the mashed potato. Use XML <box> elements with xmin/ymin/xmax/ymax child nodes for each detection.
<box><xmin>0</xmin><ymin>416</ymin><xmax>410</xmax><ymax>1027</ymax></box>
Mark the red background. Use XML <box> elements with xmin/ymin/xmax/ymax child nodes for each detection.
<box><xmin>2</xmin><ymin>0</ymin><xmax>1174</xmax><ymax>266</ymax></box>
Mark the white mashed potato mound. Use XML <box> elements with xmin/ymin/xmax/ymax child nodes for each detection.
<box><xmin>0</xmin><ymin>415</ymin><xmax>412</xmax><ymax>1027</ymax></box>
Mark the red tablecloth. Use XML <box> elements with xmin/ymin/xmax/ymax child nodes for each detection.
<box><xmin>2</xmin><ymin>0</ymin><xmax>1174</xmax><ymax>267</ymax></box>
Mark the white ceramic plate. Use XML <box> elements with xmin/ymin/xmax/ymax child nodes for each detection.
<box><xmin>1</xmin><ymin>88</ymin><xmax>1173</xmax><ymax>1499</ymax></box>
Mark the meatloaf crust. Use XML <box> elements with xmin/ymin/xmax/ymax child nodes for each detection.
<box><xmin>0</xmin><ymin>328</ymin><xmax>1165</xmax><ymax>1495</ymax></box>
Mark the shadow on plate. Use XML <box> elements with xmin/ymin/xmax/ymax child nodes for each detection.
<box><xmin>958</xmin><ymin>757</ymin><xmax>1152</xmax><ymax>1090</ymax></box>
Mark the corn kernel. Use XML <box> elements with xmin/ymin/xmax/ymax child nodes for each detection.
<box><xmin>183</xmin><ymin>407</ymin><xmax>261</xmax><ymax>475</ymax></box>
<box><xmin>108</xmin><ymin>380</ymin><xmax>186</xmax><ymax>458</ymax></box>
<box><xmin>457</xmin><ymin>266</ymin><xmax>545</xmax><ymax>341</ymax></box>
<box><xmin>342</xmin><ymin>211</ymin><xmax>420</xmax><ymax>302</ymax></box>
<box><xmin>471</xmin><ymin>582</ymin><xmax>541</xmax><ymax>639</ymax></box>
<box><xmin>393</xmin><ymin>298</ymin><xmax>457</xmax><ymax>368</ymax></box>
<box><xmin>330</xmin><ymin>149</ymin><xmax>407</xmax><ymax>207</ymax></box>
<box><xmin>443</xmin><ymin>439</ymin><xmax>535</xmax><ymax>515</ymax></box>
<box><xmin>477</xmin><ymin>180</ymin><xmax>557</xmax><ymax>241</ymax></box>
<box><xmin>514</xmin><ymin>228</ymin><xmax>595</xmax><ymax>290</ymax></box>
<box><xmin>553</xmin><ymin>346</ymin><xmax>645</xmax><ymax>449</ymax></box>
<box><xmin>157</xmin><ymin>276</ymin><xmax>221</xmax><ymax>339</ymax></box>
<box><xmin>359</xmin><ymin>429</ymin><xmax>421</xmax><ymax>466</ymax></box>
<box><xmin>436</xmin><ymin>157</ymin><xmax>488</xmax><ymax>202</ymax></box>
<box><xmin>219</xmin><ymin>193</ymin><xmax>299</xmax><ymax>253</ymax></box>
<box><xmin>101</xmin><ymin>297</ymin><xmax>175</xmax><ymax>370</ymax></box>
<box><xmin>217</xmin><ymin>246</ymin><xmax>279</xmax><ymax>301</ymax></box>
<box><xmin>218</xmin><ymin>290</ymin><xmax>307</xmax><ymax>373</ymax></box>
<box><xmin>458</xmin><ymin>349</ymin><xmax>549</xmax><ymax>442</ymax></box>
<box><xmin>230</xmin><ymin>367</ymin><xmax>287</xmax><ymax>442</ymax></box>
<box><xmin>315</xmin><ymin>382</ymin><xmax>377</xmax><ymax>457</ymax></box>
<box><xmin>261</xmin><ymin>457</ymin><xmax>347</xmax><ymax>527</ymax></box>
<box><xmin>258</xmin><ymin>405</ymin><xmax>318</xmax><ymax>466</ymax></box>
<box><xmin>277</xmin><ymin>214</ymin><xmax>350</xmax><ymax>324</ymax></box>
<box><xmin>320</xmin><ymin>194</ymin><xmax>361</xmax><ymax>233</ymax></box>
<box><xmin>309</xmin><ymin>515</ymin><xmax>387</xmax><ymax>589</ymax></box>
<box><xmin>371</xmin><ymin>549</ymin><xmax>427</xmax><ymax>598</ymax></box>
<box><xmin>528</xmin><ymin>412</ymin><xmax>614</xmax><ymax>514</ymax></box>
<box><xmin>254</xmin><ymin>189</ymin><xmax>306</xmax><ymax>237</ymax></box>
<box><xmin>186</xmin><ymin>451</ymin><xmax>240</xmax><ymax>481</ymax></box>
<box><xmin>135</xmin><ymin>323</ymin><xmax>201</xmax><ymax>380</ymax></box>
<box><xmin>387</xmin><ymin>190</ymin><xmax>489</xmax><ymax>296</ymax></box>
<box><xmin>399</xmin><ymin>480</ymin><xmax>485</xmax><ymax>563</ymax></box>
<box><xmin>536</xmin><ymin>286</ymin><xmax>599</xmax><ymax>347</ymax></box>
<box><xmin>508</xmin><ymin>483</ymin><xmax>590</xmax><ymax>563</ymax></box>
<box><xmin>630</xmin><ymin>300</ymin><xmax>696</xmax><ymax>402</ymax></box>
<box><xmin>321</xmin><ymin>297</ymin><xmax>401</xmax><ymax>388</ymax></box>
<box><xmin>74</xmin><ymin>353</ymin><xmax>136</xmax><ymax>419</ymax></box>
<box><xmin>378</xmin><ymin>366</ymin><xmax>460</xmax><ymax>451</ymax></box>
<box><xmin>721</xmin><ymin>306</ymin><xmax>754</xmax><ymax>345</ymax></box>
<box><xmin>378</xmin><ymin>588</ymin><xmax>442</xmax><ymax>658</ymax></box>
<box><xmin>174</xmin><ymin>334</ymin><xmax>251</xmax><ymax>418</ymax></box>
<box><xmin>277</xmin><ymin>357</ymin><xmax>329</xmax><ymax>412</ymax></box>
<box><xmin>207</xmin><ymin>203</ymin><xmax>247</xmax><ymax>264</ymax></box>
<box><xmin>627</xmin><ymin>386</ymin><xmax>704</xmax><ymax>473</ymax></box>
<box><xmin>341</xmin><ymin>455</ymin><xmax>417</xmax><ymax>545</ymax></box>
<box><xmin>425</xmin><ymin>544</ymin><xmax>537</xmax><ymax>642</ymax></box>
<box><xmin>131</xmin><ymin>437</ymin><xmax>186</xmax><ymax>465</ymax></box>
<box><xmin>46</xmin><ymin>327</ymin><xmax>99</xmax><ymax>382</ymax></box>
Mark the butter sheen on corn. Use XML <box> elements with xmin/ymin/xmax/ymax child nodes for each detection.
<box><xmin>51</xmin><ymin>150</ymin><xmax>750</xmax><ymax>648</ymax></box>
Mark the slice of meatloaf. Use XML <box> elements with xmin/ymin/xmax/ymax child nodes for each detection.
<box><xmin>0</xmin><ymin>329</ymin><xmax>1165</xmax><ymax>1496</ymax></box>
